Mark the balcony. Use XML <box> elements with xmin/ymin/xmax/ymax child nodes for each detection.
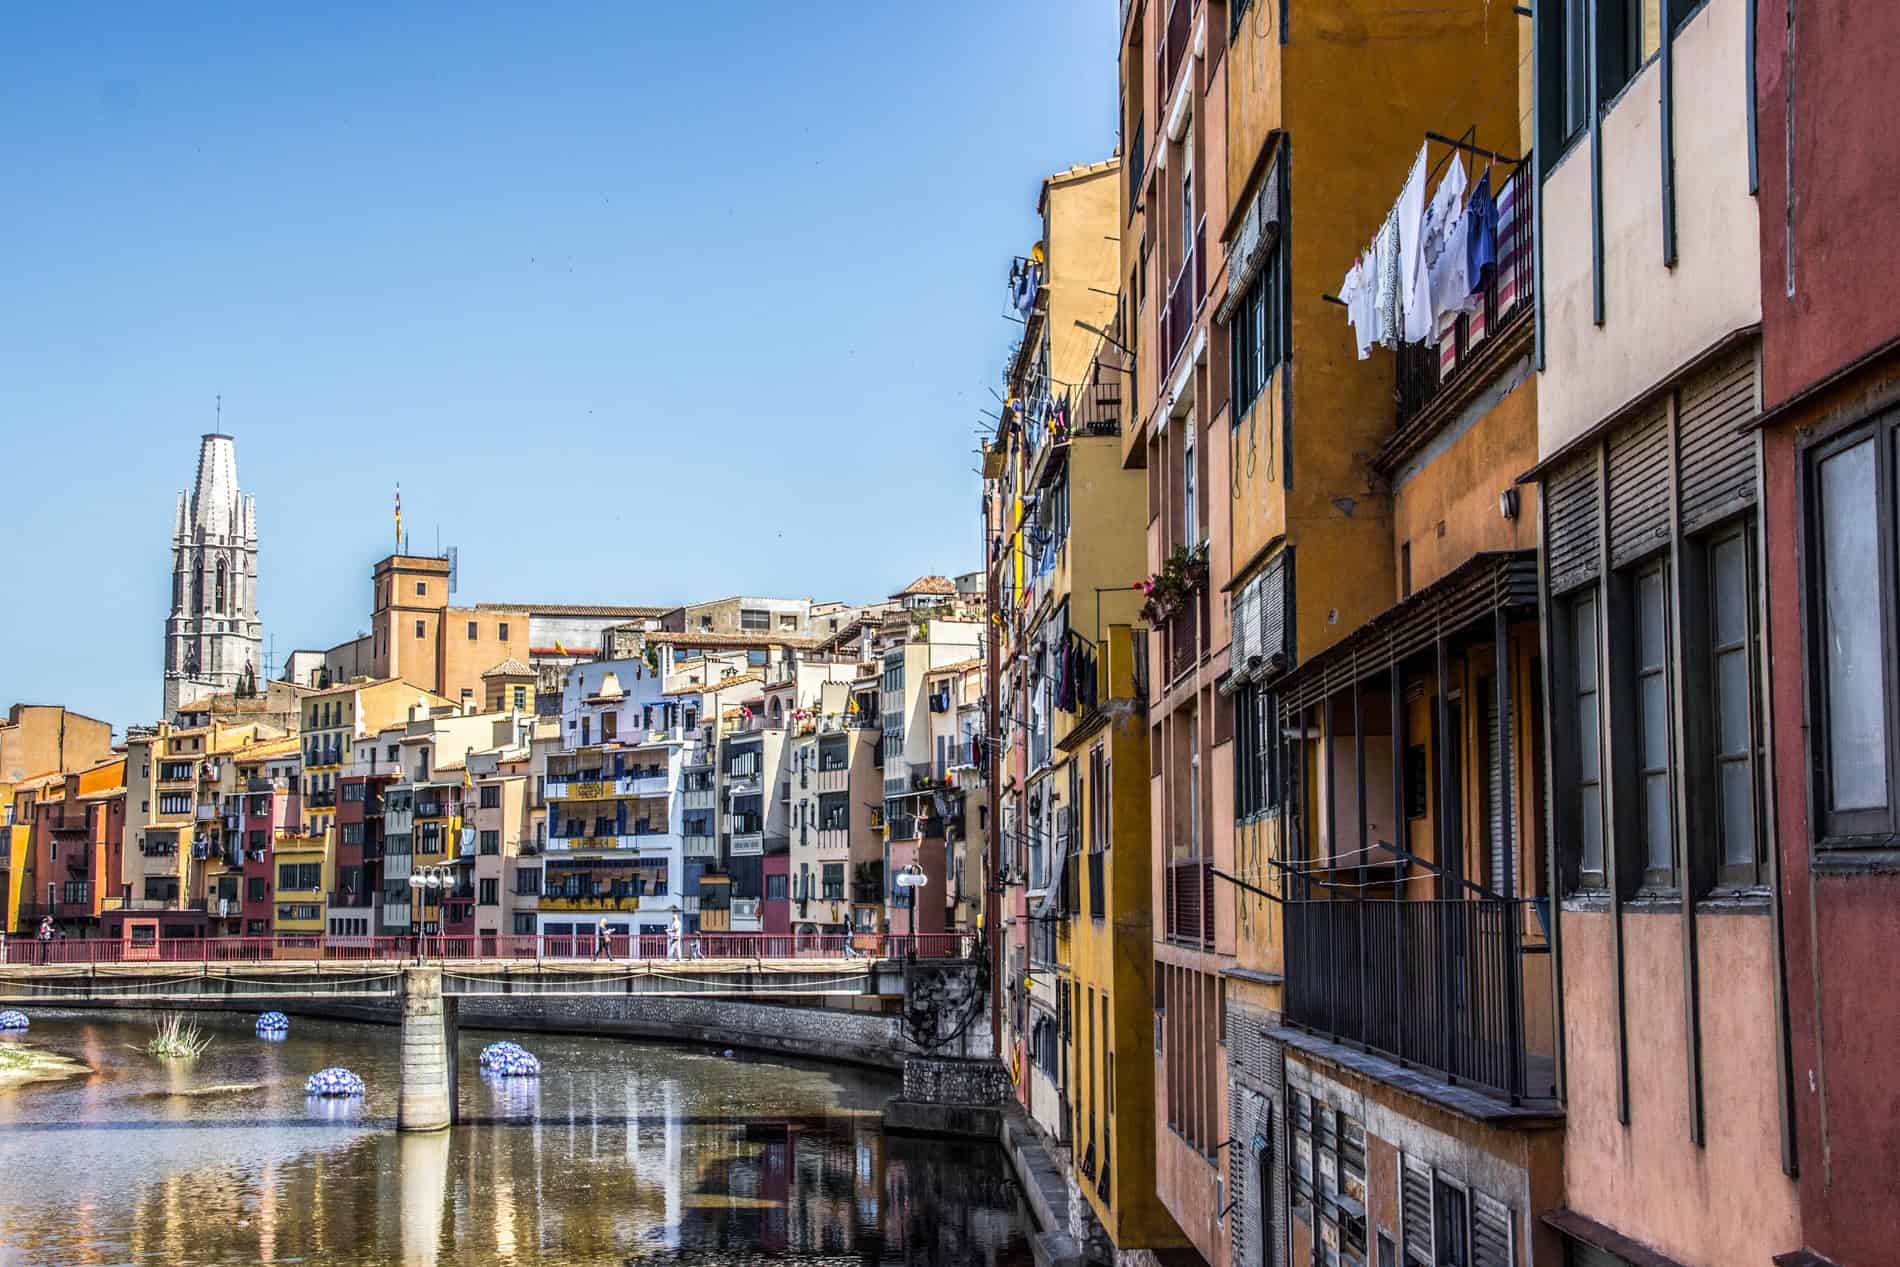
<box><xmin>683</xmin><ymin>833</ymin><xmax>716</xmax><ymax>859</ymax></box>
<box><xmin>327</xmin><ymin>890</ymin><xmax>371</xmax><ymax>909</ymax></box>
<box><xmin>1283</xmin><ymin>896</ymin><xmax>1556</xmax><ymax>1107</ymax></box>
<box><xmin>307</xmin><ymin>791</ymin><xmax>337</xmax><ymax>810</ymax></box>
<box><xmin>194</xmin><ymin>803</ymin><xmax>220</xmax><ymax>822</ymax></box>
<box><xmin>1391</xmin><ymin>160</ymin><xmax>1537</xmax><ymax>446</ymax></box>
<box><xmin>546</xmin><ymin>774</ymin><xmax>669</xmax><ymax>800</ymax></box>
<box><xmin>729</xmin><ymin>833</ymin><xmax>763</xmax><ymax>857</ymax></box>
<box><xmin>1160</xmin><ymin>216</ymin><xmax>1206</xmax><ymax>376</ymax></box>
<box><xmin>1164</xmin><ymin>858</ymin><xmax>1214</xmax><ymax>949</ymax></box>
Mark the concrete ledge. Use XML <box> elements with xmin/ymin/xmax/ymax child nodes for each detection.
<box><xmin>882</xmin><ymin>1099</ymin><xmax>1005</xmax><ymax>1139</ymax></box>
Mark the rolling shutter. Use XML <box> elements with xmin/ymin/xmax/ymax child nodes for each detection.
<box><xmin>1677</xmin><ymin>348</ymin><xmax>1758</xmax><ymax>532</ymax></box>
<box><xmin>1607</xmin><ymin>402</ymin><xmax>1671</xmax><ymax>567</ymax></box>
<box><xmin>1258</xmin><ymin>549</ymin><xmax>1292</xmax><ymax>673</ymax></box>
<box><xmin>1401</xmin><ymin>1156</ymin><xmax>1434</xmax><ymax>1265</ymax></box>
<box><xmin>1483</xmin><ymin>682</ymin><xmax>1508</xmax><ymax>897</ymax></box>
<box><xmin>1472</xmin><ymin>1192</ymin><xmax>1514</xmax><ymax>1267</ymax></box>
<box><xmin>1544</xmin><ymin>454</ymin><xmax>1600</xmax><ymax>594</ymax></box>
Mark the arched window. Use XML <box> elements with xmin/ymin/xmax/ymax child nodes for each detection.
<box><xmin>769</xmin><ymin>698</ymin><xmax>783</xmax><ymax>724</ymax></box>
<box><xmin>215</xmin><ymin>559</ymin><xmax>228</xmax><ymax>613</ymax></box>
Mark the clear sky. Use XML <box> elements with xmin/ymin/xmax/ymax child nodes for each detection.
<box><xmin>0</xmin><ymin>2</ymin><xmax>1120</xmax><ymax>732</ymax></box>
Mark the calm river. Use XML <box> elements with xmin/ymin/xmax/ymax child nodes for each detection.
<box><xmin>0</xmin><ymin>1011</ymin><xmax>1033</xmax><ymax>1267</ymax></box>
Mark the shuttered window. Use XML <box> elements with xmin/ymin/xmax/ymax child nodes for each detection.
<box><xmin>1546</xmin><ymin>453</ymin><xmax>1601</xmax><ymax>594</ymax></box>
<box><xmin>1677</xmin><ymin>350</ymin><xmax>1758</xmax><ymax>532</ymax></box>
<box><xmin>1471</xmin><ymin>1193</ymin><xmax>1514</xmax><ymax>1267</ymax></box>
<box><xmin>1607</xmin><ymin>403</ymin><xmax>1670</xmax><ymax>567</ymax></box>
<box><xmin>1400</xmin><ymin>1156</ymin><xmax>1433</xmax><ymax>1264</ymax></box>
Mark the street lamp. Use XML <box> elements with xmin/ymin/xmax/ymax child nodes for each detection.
<box><xmin>894</xmin><ymin>863</ymin><xmax>928</xmax><ymax>956</ymax></box>
<box><xmin>407</xmin><ymin>864</ymin><xmax>455</xmax><ymax>961</ymax></box>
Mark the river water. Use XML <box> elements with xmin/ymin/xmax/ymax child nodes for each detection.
<box><xmin>0</xmin><ymin>1011</ymin><xmax>1033</xmax><ymax>1267</ymax></box>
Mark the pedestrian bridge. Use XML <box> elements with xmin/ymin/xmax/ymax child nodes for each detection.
<box><xmin>0</xmin><ymin>933</ymin><xmax>984</xmax><ymax>1133</ymax></box>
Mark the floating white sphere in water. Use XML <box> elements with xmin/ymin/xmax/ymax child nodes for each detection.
<box><xmin>0</xmin><ymin>1011</ymin><xmax>28</xmax><ymax>1031</ymax></box>
<box><xmin>304</xmin><ymin>1067</ymin><xmax>365</xmax><ymax>1097</ymax></box>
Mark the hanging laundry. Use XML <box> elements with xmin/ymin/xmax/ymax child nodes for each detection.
<box><xmin>1464</xmin><ymin>170</ymin><xmax>1498</xmax><ymax>293</ymax></box>
<box><xmin>1495</xmin><ymin>171</ymin><xmax>1522</xmax><ymax>317</ymax></box>
<box><xmin>1339</xmin><ymin>252</ymin><xmax>1375</xmax><ymax>360</ymax></box>
<box><xmin>1424</xmin><ymin>155</ymin><xmax>1476</xmax><ymax>326</ymax></box>
<box><xmin>1396</xmin><ymin>144</ymin><xmax>1433</xmax><ymax>343</ymax></box>
<box><xmin>1374</xmin><ymin>212</ymin><xmax>1402</xmax><ymax>349</ymax></box>
<box><xmin>1011</xmin><ymin>260</ymin><xmax>1042</xmax><ymax>320</ymax></box>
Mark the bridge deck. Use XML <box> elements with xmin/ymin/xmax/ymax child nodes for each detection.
<box><xmin>0</xmin><ymin>957</ymin><xmax>907</xmax><ymax>1003</ymax></box>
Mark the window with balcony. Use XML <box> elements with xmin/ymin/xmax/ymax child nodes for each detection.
<box><xmin>819</xmin><ymin>792</ymin><xmax>849</xmax><ymax>831</ymax></box>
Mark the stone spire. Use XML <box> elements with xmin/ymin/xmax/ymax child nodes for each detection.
<box><xmin>163</xmin><ymin>433</ymin><xmax>264</xmax><ymax>719</ymax></box>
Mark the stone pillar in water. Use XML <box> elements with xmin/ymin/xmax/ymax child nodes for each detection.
<box><xmin>398</xmin><ymin>966</ymin><xmax>458</xmax><ymax>1132</ymax></box>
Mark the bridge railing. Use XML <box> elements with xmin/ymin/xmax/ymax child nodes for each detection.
<box><xmin>0</xmin><ymin>931</ymin><xmax>974</xmax><ymax>966</ymax></box>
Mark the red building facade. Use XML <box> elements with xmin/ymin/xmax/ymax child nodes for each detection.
<box><xmin>1757</xmin><ymin>4</ymin><xmax>1900</xmax><ymax>1264</ymax></box>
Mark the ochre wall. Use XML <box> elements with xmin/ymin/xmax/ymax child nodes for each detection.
<box><xmin>1390</xmin><ymin>376</ymin><xmax>1539</xmax><ymax>597</ymax></box>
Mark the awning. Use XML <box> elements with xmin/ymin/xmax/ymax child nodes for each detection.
<box><xmin>1278</xmin><ymin>551</ymin><xmax>1537</xmax><ymax>712</ymax></box>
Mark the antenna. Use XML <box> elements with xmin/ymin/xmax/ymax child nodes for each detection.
<box><xmin>215</xmin><ymin>394</ymin><xmax>222</xmax><ymax>432</ymax></box>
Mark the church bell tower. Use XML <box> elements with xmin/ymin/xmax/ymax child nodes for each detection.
<box><xmin>163</xmin><ymin>432</ymin><xmax>263</xmax><ymax>719</ymax></box>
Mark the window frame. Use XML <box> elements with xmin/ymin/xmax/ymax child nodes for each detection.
<box><xmin>1805</xmin><ymin>421</ymin><xmax>1900</xmax><ymax>847</ymax></box>
<box><xmin>1629</xmin><ymin>558</ymin><xmax>1678</xmax><ymax>891</ymax></box>
<box><xmin>1705</xmin><ymin>520</ymin><xmax>1766</xmax><ymax>887</ymax></box>
<box><xmin>1568</xmin><ymin>589</ymin><xmax>1608</xmax><ymax>891</ymax></box>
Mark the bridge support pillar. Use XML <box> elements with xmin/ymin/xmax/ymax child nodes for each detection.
<box><xmin>397</xmin><ymin>966</ymin><xmax>458</xmax><ymax>1133</ymax></box>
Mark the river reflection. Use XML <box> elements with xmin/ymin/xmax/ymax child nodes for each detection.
<box><xmin>0</xmin><ymin>1011</ymin><xmax>1032</xmax><ymax>1266</ymax></box>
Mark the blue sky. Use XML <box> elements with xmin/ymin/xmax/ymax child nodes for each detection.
<box><xmin>0</xmin><ymin>3</ymin><xmax>1119</xmax><ymax>730</ymax></box>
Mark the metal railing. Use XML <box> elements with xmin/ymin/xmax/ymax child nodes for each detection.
<box><xmin>0</xmin><ymin>931</ymin><xmax>975</xmax><ymax>965</ymax></box>
<box><xmin>1283</xmin><ymin>896</ymin><xmax>1549</xmax><ymax>1104</ymax></box>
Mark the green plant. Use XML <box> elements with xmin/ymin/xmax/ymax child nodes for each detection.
<box><xmin>144</xmin><ymin>1015</ymin><xmax>212</xmax><ymax>1059</ymax></box>
<box><xmin>1137</xmin><ymin>542</ymin><xmax>1210</xmax><ymax>624</ymax></box>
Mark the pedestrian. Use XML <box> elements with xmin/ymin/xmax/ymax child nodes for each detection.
<box><xmin>593</xmin><ymin>917</ymin><xmax>611</xmax><ymax>961</ymax></box>
<box><xmin>667</xmin><ymin>911</ymin><xmax>683</xmax><ymax>961</ymax></box>
<box><xmin>38</xmin><ymin>916</ymin><xmax>54</xmax><ymax>964</ymax></box>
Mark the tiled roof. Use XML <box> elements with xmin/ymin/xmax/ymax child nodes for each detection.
<box><xmin>654</xmin><ymin>631</ymin><xmax>821</xmax><ymax>650</ymax></box>
<box><xmin>481</xmin><ymin>657</ymin><xmax>535</xmax><ymax>678</ymax></box>
<box><xmin>481</xmin><ymin>602</ymin><xmax>671</xmax><ymax>618</ymax></box>
<box><xmin>662</xmin><ymin>670</ymin><xmax>764</xmax><ymax>698</ymax></box>
<box><xmin>894</xmin><ymin>574</ymin><xmax>957</xmax><ymax>596</ymax></box>
<box><xmin>928</xmin><ymin>657</ymin><xmax>984</xmax><ymax>676</ymax></box>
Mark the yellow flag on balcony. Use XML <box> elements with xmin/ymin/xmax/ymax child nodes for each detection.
<box><xmin>554</xmin><ymin>640</ymin><xmax>567</xmax><ymax>656</ymax></box>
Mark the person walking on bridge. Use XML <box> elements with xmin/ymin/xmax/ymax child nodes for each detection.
<box><xmin>593</xmin><ymin>917</ymin><xmax>612</xmax><ymax>961</ymax></box>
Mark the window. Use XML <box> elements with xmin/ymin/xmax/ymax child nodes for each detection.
<box><xmin>1233</xmin><ymin>684</ymin><xmax>1282</xmax><ymax>819</ymax></box>
<box><xmin>819</xmin><ymin>792</ymin><xmax>849</xmax><ymax>831</ymax></box>
<box><xmin>766</xmin><ymin>874</ymin><xmax>788</xmax><ymax>900</ymax></box>
<box><xmin>822</xmin><ymin>862</ymin><xmax>845</xmax><ymax>900</ymax></box>
<box><xmin>1811</xmin><ymin>433</ymin><xmax>1891</xmax><ymax>841</ymax></box>
<box><xmin>479</xmin><ymin>785</ymin><xmax>501</xmax><ymax>809</ymax></box>
<box><xmin>1571</xmin><ymin>592</ymin><xmax>1606</xmax><ymax>886</ymax></box>
<box><xmin>480</xmin><ymin>829</ymin><xmax>500</xmax><ymax>855</ymax></box>
<box><xmin>416</xmin><ymin>581</ymin><xmax>427</xmax><ymax>596</ymax></box>
<box><xmin>515</xmin><ymin>867</ymin><xmax>542</xmax><ymax>896</ymax></box>
<box><xmin>277</xmin><ymin>862</ymin><xmax>322</xmax><ymax>891</ymax></box>
<box><xmin>740</xmin><ymin>608</ymin><xmax>770</xmax><ymax>632</ymax></box>
<box><xmin>1229</xmin><ymin>249</ymin><xmax>1283</xmax><ymax>424</ymax></box>
<box><xmin>514</xmin><ymin>686</ymin><xmax>527</xmax><ymax>709</ymax></box>
<box><xmin>780</xmin><ymin>615</ymin><xmax>796</xmax><ymax>630</ymax></box>
<box><xmin>513</xmin><ymin>913</ymin><xmax>536</xmax><ymax>934</ymax></box>
<box><xmin>747</xmin><ymin>649</ymin><xmax>768</xmax><ymax>667</ymax></box>
<box><xmin>479</xmin><ymin>878</ymin><xmax>499</xmax><ymax>905</ymax></box>
<box><xmin>159</xmin><ymin>792</ymin><xmax>192</xmax><ymax>815</ymax></box>
<box><xmin>1708</xmin><ymin>527</ymin><xmax>1764</xmax><ymax>885</ymax></box>
<box><xmin>415</xmin><ymin>619</ymin><xmax>426</xmax><ymax>639</ymax></box>
<box><xmin>1632</xmin><ymin>563</ymin><xmax>1675</xmax><ymax>887</ymax></box>
<box><xmin>340</xmin><ymin>822</ymin><xmax>364</xmax><ymax>845</ymax></box>
<box><xmin>1183</xmin><ymin>427</ymin><xmax>1198</xmax><ymax>547</ymax></box>
<box><xmin>498</xmin><ymin>622</ymin><xmax>509</xmax><ymax>641</ymax></box>
<box><xmin>247</xmin><ymin>877</ymin><xmax>268</xmax><ymax>902</ymax></box>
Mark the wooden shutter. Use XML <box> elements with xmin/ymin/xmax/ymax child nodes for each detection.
<box><xmin>1259</xmin><ymin>548</ymin><xmax>1292</xmax><ymax>671</ymax></box>
<box><xmin>1677</xmin><ymin>348</ymin><xmax>1758</xmax><ymax>532</ymax></box>
<box><xmin>1471</xmin><ymin>1192</ymin><xmax>1514</xmax><ymax>1267</ymax></box>
<box><xmin>1545</xmin><ymin>453</ymin><xmax>1600</xmax><ymax>594</ymax></box>
<box><xmin>1607</xmin><ymin>402</ymin><xmax>1671</xmax><ymax>566</ymax></box>
<box><xmin>1232</xmin><ymin>578</ymin><xmax>1259</xmax><ymax>678</ymax></box>
<box><xmin>1401</xmin><ymin>1155</ymin><xmax>1434</xmax><ymax>1265</ymax></box>
<box><xmin>1484</xmin><ymin>684</ymin><xmax>1508</xmax><ymax>897</ymax></box>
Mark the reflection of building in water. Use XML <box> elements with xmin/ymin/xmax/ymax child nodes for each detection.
<box><xmin>399</xmin><ymin>1130</ymin><xmax>450</xmax><ymax>1267</ymax></box>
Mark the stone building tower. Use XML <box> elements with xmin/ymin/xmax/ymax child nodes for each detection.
<box><xmin>163</xmin><ymin>433</ymin><xmax>263</xmax><ymax>718</ymax></box>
